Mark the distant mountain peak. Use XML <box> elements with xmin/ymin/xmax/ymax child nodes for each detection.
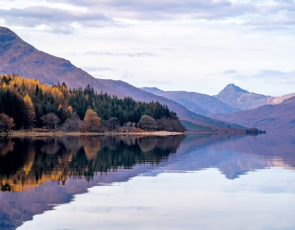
<box><xmin>222</xmin><ymin>83</ymin><xmax>249</xmax><ymax>93</ymax></box>
<box><xmin>214</xmin><ymin>83</ymin><xmax>271</xmax><ymax>110</ymax></box>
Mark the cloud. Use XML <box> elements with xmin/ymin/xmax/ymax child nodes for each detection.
<box><xmin>50</xmin><ymin>0</ymin><xmax>249</xmax><ymax>20</ymax></box>
<box><xmin>1</xmin><ymin>0</ymin><xmax>294</xmax><ymax>32</ymax></box>
<box><xmin>223</xmin><ymin>69</ymin><xmax>237</xmax><ymax>75</ymax></box>
<box><xmin>147</xmin><ymin>80</ymin><xmax>172</xmax><ymax>85</ymax></box>
<box><xmin>0</xmin><ymin>6</ymin><xmax>116</xmax><ymax>33</ymax></box>
<box><xmin>122</xmin><ymin>71</ymin><xmax>133</xmax><ymax>79</ymax></box>
<box><xmin>47</xmin><ymin>0</ymin><xmax>295</xmax><ymax>30</ymax></box>
<box><xmin>85</xmin><ymin>51</ymin><xmax>156</xmax><ymax>57</ymax></box>
<box><xmin>82</xmin><ymin>67</ymin><xmax>115</xmax><ymax>72</ymax></box>
<box><xmin>230</xmin><ymin>69</ymin><xmax>295</xmax><ymax>85</ymax></box>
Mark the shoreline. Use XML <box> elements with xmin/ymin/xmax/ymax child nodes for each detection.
<box><xmin>0</xmin><ymin>128</ymin><xmax>264</xmax><ymax>138</ymax></box>
<box><xmin>0</xmin><ymin>130</ymin><xmax>185</xmax><ymax>137</ymax></box>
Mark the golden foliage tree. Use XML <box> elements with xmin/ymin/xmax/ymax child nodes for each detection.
<box><xmin>83</xmin><ymin>109</ymin><xmax>101</xmax><ymax>132</ymax></box>
<box><xmin>24</xmin><ymin>94</ymin><xmax>36</xmax><ymax>127</ymax></box>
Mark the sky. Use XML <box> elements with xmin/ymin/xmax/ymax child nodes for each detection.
<box><xmin>0</xmin><ymin>0</ymin><xmax>294</xmax><ymax>96</ymax></box>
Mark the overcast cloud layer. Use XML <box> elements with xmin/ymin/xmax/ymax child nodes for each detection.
<box><xmin>0</xmin><ymin>0</ymin><xmax>294</xmax><ymax>96</ymax></box>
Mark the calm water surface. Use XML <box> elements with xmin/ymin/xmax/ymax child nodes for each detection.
<box><xmin>0</xmin><ymin>134</ymin><xmax>295</xmax><ymax>230</ymax></box>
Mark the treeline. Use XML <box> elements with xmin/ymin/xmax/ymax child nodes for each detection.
<box><xmin>0</xmin><ymin>75</ymin><xmax>185</xmax><ymax>132</ymax></box>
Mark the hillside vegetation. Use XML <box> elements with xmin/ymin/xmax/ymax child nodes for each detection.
<box><xmin>0</xmin><ymin>75</ymin><xmax>185</xmax><ymax>132</ymax></box>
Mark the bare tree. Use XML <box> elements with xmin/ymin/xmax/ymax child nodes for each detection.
<box><xmin>0</xmin><ymin>113</ymin><xmax>15</xmax><ymax>133</ymax></box>
<box><xmin>41</xmin><ymin>113</ymin><xmax>61</xmax><ymax>129</ymax></box>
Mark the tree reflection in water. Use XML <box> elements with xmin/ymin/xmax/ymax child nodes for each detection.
<box><xmin>1</xmin><ymin>134</ymin><xmax>295</xmax><ymax>230</ymax></box>
<box><xmin>0</xmin><ymin>135</ymin><xmax>185</xmax><ymax>192</ymax></box>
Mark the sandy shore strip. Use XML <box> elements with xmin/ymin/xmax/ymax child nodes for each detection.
<box><xmin>1</xmin><ymin>130</ymin><xmax>185</xmax><ymax>137</ymax></box>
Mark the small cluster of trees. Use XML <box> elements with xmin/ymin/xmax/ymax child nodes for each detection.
<box><xmin>0</xmin><ymin>75</ymin><xmax>186</xmax><ymax>132</ymax></box>
<box><xmin>137</xmin><ymin>115</ymin><xmax>186</xmax><ymax>132</ymax></box>
<box><xmin>0</xmin><ymin>113</ymin><xmax>15</xmax><ymax>133</ymax></box>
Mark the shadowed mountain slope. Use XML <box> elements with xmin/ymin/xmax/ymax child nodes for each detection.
<box><xmin>211</xmin><ymin>96</ymin><xmax>295</xmax><ymax>134</ymax></box>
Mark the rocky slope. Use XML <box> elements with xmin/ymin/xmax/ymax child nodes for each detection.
<box><xmin>214</xmin><ymin>84</ymin><xmax>273</xmax><ymax>110</ymax></box>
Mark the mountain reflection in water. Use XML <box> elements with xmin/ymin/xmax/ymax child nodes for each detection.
<box><xmin>0</xmin><ymin>134</ymin><xmax>295</xmax><ymax>230</ymax></box>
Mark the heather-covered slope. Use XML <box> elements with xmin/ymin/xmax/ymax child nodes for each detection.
<box><xmin>211</xmin><ymin>96</ymin><xmax>295</xmax><ymax>134</ymax></box>
<box><xmin>142</xmin><ymin>87</ymin><xmax>238</xmax><ymax>115</ymax></box>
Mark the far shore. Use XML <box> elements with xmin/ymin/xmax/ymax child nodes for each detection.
<box><xmin>0</xmin><ymin>130</ymin><xmax>185</xmax><ymax>137</ymax></box>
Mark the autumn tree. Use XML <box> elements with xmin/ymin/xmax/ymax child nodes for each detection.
<box><xmin>0</xmin><ymin>113</ymin><xmax>15</xmax><ymax>132</ymax></box>
<box><xmin>23</xmin><ymin>94</ymin><xmax>36</xmax><ymax>128</ymax></box>
<box><xmin>83</xmin><ymin>109</ymin><xmax>101</xmax><ymax>132</ymax></box>
<box><xmin>138</xmin><ymin>115</ymin><xmax>158</xmax><ymax>131</ymax></box>
<box><xmin>41</xmin><ymin>113</ymin><xmax>61</xmax><ymax>129</ymax></box>
<box><xmin>0</xmin><ymin>75</ymin><xmax>185</xmax><ymax>132</ymax></box>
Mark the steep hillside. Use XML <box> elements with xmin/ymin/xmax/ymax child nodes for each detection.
<box><xmin>0</xmin><ymin>27</ymin><xmax>238</xmax><ymax>130</ymax></box>
<box><xmin>142</xmin><ymin>87</ymin><xmax>239</xmax><ymax>115</ymax></box>
<box><xmin>211</xmin><ymin>97</ymin><xmax>295</xmax><ymax>134</ymax></box>
<box><xmin>0</xmin><ymin>27</ymin><xmax>123</xmax><ymax>97</ymax></box>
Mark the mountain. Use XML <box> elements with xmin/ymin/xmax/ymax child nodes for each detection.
<box><xmin>211</xmin><ymin>96</ymin><xmax>295</xmax><ymax>134</ymax></box>
<box><xmin>214</xmin><ymin>83</ymin><xmax>274</xmax><ymax>110</ymax></box>
<box><xmin>214</xmin><ymin>83</ymin><xmax>295</xmax><ymax>111</ymax></box>
<box><xmin>0</xmin><ymin>27</ymin><xmax>123</xmax><ymax>97</ymax></box>
<box><xmin>272</xmin><ymin>92</ymin><xmax>295</xmax><ymax>104</ymax></box>
<box><xmin>96</xmin><ymin>80</ymin><xmax>242</xmax><ymax>130</ymax></box>
<box><xmin>142</xmin><ymin>87</ymin><xmax>239</xmax><ymax>115</ymax></box>
<box><xmin>0</xmin><ymin>26</ymin><xmax>238</xmax><ymax>130</ymax></box>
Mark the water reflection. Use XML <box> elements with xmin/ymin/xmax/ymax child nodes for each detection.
<box><xmin>0</xmin><ymin>134</ymin><xmax>294</xmax><ymax>230</ymax></box>
<box><xmin>0</xmin><ymin>136</ymin><xmax>184</xmax><ymax>192</ymax></box>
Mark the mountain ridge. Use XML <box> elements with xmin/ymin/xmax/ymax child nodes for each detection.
<box><xmin>211</xmin><ymin>96</ymin><xmax>295</xmax><ymax>134</ymax></box>
<box><xmin>0</xmin><ymin>26</ymin><xmax>239</xmax><ymax>130</ymax></box>
<box><xmin>142</xmin><ymin>87</ymin><xmax>239</xmax><ymax>115</ymax></box>
<box><xmin>0</xmin><ymin>27</ymin><xmax>124</xmax><ymax>97</ymax></box>
<box><xmin>214</xmin><ymin>83</ymin><xmax>272</xmax><ymax>110</ymax></box>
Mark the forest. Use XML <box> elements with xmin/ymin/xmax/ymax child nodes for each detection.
<box><xmin>0</xmin><ymin>75</ymin><xmax>186</xmax><ymax>132</ymax></box>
